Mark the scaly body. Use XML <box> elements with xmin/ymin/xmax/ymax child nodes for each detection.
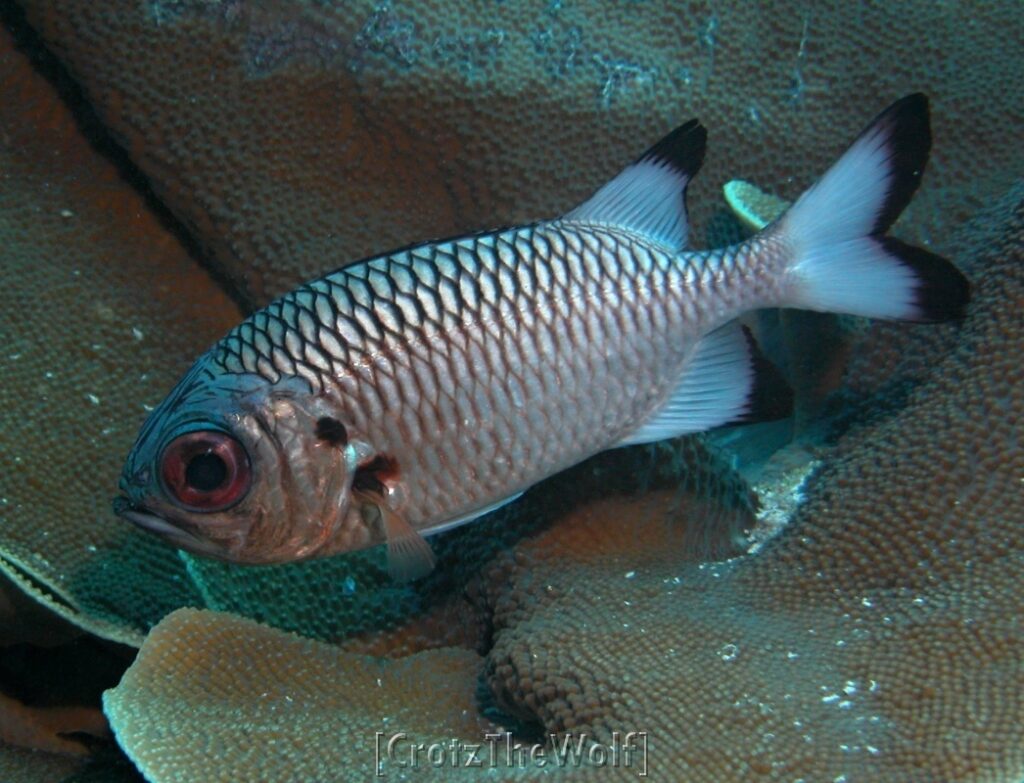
<box><xmin>209</xmin><ymin>224</ymin><xmax>782</xmax><ymax>546</ymax></box>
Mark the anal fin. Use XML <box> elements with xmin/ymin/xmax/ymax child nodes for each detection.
<box><xmin>618</xmin><ymin>322</ymin><xmax>793</xmax><ymax>447</ymax></box>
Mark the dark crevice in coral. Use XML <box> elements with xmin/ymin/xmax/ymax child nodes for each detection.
<box><xmin>820</xmin><ymin>378</ymin><xmax>920</xmax><ymax>443</ymax></box>
<box><xmin>474</xmin><ymin>667</ymin><xmax>546</xmax><ymax>745</ymax></box>
<box><xmin>0</xmin><ymin>559</ymin><xmax>76</xmax><ymax>615</ymax></box>
<box><xmin>62</xmin><ymin>742</ymin><xmax>148</xmax><ymax>783</ymax></box>
<box><xmin>0</xmin><ymin>1</ymin><xmax>252</xmax><ymax>315</ymax></box>
<box><xmin>0</xmin><ymin>636</ymin><xmax>135</xmax><ymax>708</ymax></box>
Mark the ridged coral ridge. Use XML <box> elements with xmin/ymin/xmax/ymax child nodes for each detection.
<box><xmin>16</xmin><ymin>0</ymin><xmax>1022</xmax><ymax>307</ymax></box>
<box><xmin>0</xmin><ymin>19</ymin><xmax>237</xmax><ymax>647</ymax></box>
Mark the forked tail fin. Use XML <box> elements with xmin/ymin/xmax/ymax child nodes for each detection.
<box><xmin>780</xmin><ymin>93</ymin><xmax>969</xmax><ymax>322</ymax></box>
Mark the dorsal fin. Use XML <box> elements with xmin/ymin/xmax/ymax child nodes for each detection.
<box><xmin>564</xmin><ymin>119</ymin><xmax>707</xmax><ymax>250</ymax></box>
<box><xmin>618</xmin><ymin>322</ymin><xmax>793</xmax><ymax>446</ymax></box>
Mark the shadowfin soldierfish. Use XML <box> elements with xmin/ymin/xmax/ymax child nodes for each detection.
<box><xmin>115</xmin><ymin>94</ymin><xmax>969</xmax><ymax>580</ymax></box>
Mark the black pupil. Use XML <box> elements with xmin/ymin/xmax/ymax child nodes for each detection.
<box><xmin>185</xmin><ymin>451</ymin><xmax>228</xmax><ymax>492</ymax></box>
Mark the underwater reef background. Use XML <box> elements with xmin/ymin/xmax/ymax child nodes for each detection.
<box><xmin>0</xmin><ymin>1</ymin><xmax>1022</xmax><ymax>781</ymax></box>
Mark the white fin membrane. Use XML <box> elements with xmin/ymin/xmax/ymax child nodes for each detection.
<box><xmin>781</xmin><ymin>93</ymin><xmax>969</xmax><ymax>322</ymax></box>
<box><xmin>565</xmin><ymin>120</ymin><xmax>706</xmax><ymax>250</ymax></box>
<box><xmin>619</xmin><ymin>322</ymin><xmax>792</xmax><ymax>446</ymax></box>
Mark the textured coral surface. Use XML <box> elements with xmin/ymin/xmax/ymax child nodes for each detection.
<box><xmin>101</xmin><ymin>187</ymin><xmax>1024</xmax><ymax>776</ymax></box>
<box><xmin>0</xmin><ymin>19</ymin><xmax>237</xmax><ymax>646</ymax></box>
<box><xmin>105</xmin><ymin>609</ymin><xmax>491</xmax><ymax>782</ymax></box>
<box><xmin>109</xmin><ymin>190</ymin><xmax>1024</xmax><ymax>779</ymax></box>
<box><xmin>107</xmin><ymin>482</ymin><xmax>748</xmax><ymax>782</ymax></box>
<box><xmin>17</xmin><ymin>0</ymin><xmax>1022</xmax><ymax>307</ymax></box>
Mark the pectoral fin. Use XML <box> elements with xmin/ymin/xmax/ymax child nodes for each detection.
<box><xmin>377</xmin><ymin>503</ymin><xmax>436</xmax><ymax>582</ymax></box>
<box><xmin>382</xmin><ymin>507</ymin><xmax>434</xmax><ymax>581</ymax></box>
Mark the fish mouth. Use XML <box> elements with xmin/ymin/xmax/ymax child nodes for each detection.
<box><xmin>112</xmin><ymin>496</ymin><xmax>222</xmax><ymax>556</ymax></box>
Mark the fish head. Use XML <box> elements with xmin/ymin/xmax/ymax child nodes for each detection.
<box><xmin>114</xmin><ymin>364</ymin><xmax>369</xmax><ymax>563</ymax></box>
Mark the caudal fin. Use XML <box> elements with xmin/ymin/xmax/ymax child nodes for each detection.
<box><xmin>781</xmin><ymin>94</ymin><xmax>969</xmax><ymax>323</ymax></box>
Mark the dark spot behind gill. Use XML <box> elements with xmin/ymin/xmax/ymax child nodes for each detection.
<box><xmin>353</xmin><ymin>453</ymin><xmax>399</xmax><ymax>495</ymax></box>
<box><xmin>314</xmin><ymin>416</ymin><xmax>349</xmax><ymax>447</ymax></box>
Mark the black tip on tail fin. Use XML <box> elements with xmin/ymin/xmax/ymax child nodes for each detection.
<box><xmin>728</xmin><ymin>327</ymin><xmax>794</xmax><ymax>426</ymax></box>
<box><xmin>636</xmin><ymin>119</ymin><xmax>708</xmax><ymax>181</ymax></box>
<box><xmin>781</xmin><ymin>94</ymin><xmax>971</xmax><ymax>325</ymax></box>
<box><xmin>867</xmin><ymin>93</ymin><xmax>931</xmax><ymax>234</ymax></box>
<box><xmin>880</xmin><ymin>238</ymin><xmax>971</xmax><ymax>322</ymax></box>
<box><xmin>867</xmin><ymin>94</ymin><xmax>972</xmax><ymax>322</ymax></box>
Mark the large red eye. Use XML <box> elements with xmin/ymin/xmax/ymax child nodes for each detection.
<box><xmin>159</xmin><ymin>431</ymin><xmax>251</xmax><ymax>511</ymax></box>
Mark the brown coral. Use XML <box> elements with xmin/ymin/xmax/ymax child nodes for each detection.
<box><xmin>101</xmin><ymin>227</ymin><xmax>1024</xmax><ymax>779</ymax></box>
<box><xmin>0</xmin><ymin>17</ymin><xmax>238</xmax><ymax>645</ymax></box>
<box><xmin>105</xmin><ymin>469</ymin><xmax>750</xmax><ymax>782</ymax></box>
<box><xmin>0</xmin><ymin>1</ymin><xmax>753</xmax><ymax>655</ymax></box>
<box><xmin>0</xmin><ymin>2</ymin><xmax>1022</xmax><ymax>781</ymax></box>
<box><xmin>16</xmin><ymin>1</ymin><xmax>1022</xmax><ymax>308</ymax></box>
<box><xmin>105</xmin><ymin>608</ymin><xmax>491</xmax><ymax>782</ymax></box>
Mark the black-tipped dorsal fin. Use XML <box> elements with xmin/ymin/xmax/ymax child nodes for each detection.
<box><xmin>618</xmin><ymin>322</ymin><xmax>792</xmax><ymax>446</ymax></box>
<box><xmin>565</xmin><ymin>119</ymin><xmax>707</xmax><ymax>250</ymax></box>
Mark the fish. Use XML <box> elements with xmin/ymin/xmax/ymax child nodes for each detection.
<box><xmin>114</xmin><ymin>94</ymin><xmax>969</xmax><ymax>581</ymax></box>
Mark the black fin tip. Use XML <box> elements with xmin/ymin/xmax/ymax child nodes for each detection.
<box><xmin>880</xmin><ymin>237</ymin><xmax>971</xmax><ymax>322</ymax></box>
<box><xmin>728</xmin><ymin>326</ymin><xmax>795</xmax><ymax>425</ymax></box>
<box><xmin>636</xmin><ymin>119</ymin><xmax>708</xmax><ymax>180</ymax></box>
<box><xmin>865</xmin><ymin>93</ymin><xmax>932</xmax><ymax>235</ymax></box>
